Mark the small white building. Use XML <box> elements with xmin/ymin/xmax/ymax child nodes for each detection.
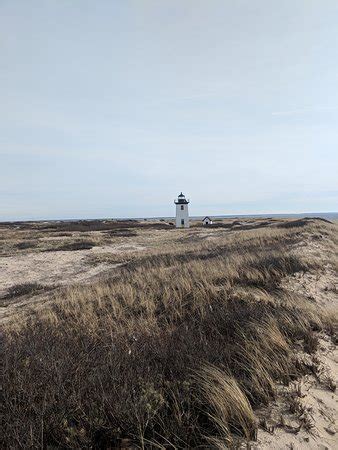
<box><xmin>174</xmin><ymin>192</ymin><xmax>190</xmax><ymax>228</ymax></box>
<box><xmin>202</xmin><ymin>216</ymin><xmax>213</xmax><ymax>225</ymax></box>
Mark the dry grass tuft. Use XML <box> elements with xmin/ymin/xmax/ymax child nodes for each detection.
<box><xmin>197</xmin><ymin>365</ymin><xmax>257</xmax><ymax>446</ymax></box>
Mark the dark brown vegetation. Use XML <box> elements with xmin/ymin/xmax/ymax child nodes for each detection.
<box><xmin>105</xmin><ymin>229</ymin><xmax>138</xmax><ymax>238</ymax></box>
<box><xmin>42</xmin><ymin>240</ymin><xmax>97</xmax><ymax>252</ymax></box>
<box><xmin>3</xmin><ymin>282</ymin><xmax>45</xmax><ymax>300</ymax></box>
<box><xmin>15</xmin><ymin>240</ymin><xmax>38</xmax><ymax>250</ymax></box>
<box><xmin>2</xmin><ymin>220</ymin><xmax>337</xmax><ymax>448</ymax></box>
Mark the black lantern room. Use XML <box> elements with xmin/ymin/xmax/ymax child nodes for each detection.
<box><xmin>174</xmin><ymin>192</ymin><xmax>189</xmax><ymax>205</ymax></box>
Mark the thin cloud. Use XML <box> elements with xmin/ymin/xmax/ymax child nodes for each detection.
<box><xmin>272</xmin><ymin>106</ymin><xmax>338</xmax><ymax>116</ymax></box>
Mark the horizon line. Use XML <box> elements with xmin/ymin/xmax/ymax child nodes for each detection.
<box><xmin>1</xmin><ymin>210</ymin><xmax>337</xmax><ymax>224</ymax></box>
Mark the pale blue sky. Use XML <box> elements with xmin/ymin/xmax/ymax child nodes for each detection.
<box><xmin>1</xmin><ymin>0</ymin><xmax>337</xmax><ymax>220</ymax></box>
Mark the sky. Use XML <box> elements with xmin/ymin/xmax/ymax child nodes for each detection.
<box><xmin>1</xmin><ymin>0</ymin><xmax>338</xmax><ymax>221</ymax></box>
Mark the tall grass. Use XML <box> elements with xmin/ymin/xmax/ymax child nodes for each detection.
<box><xmin>2</xmin><ymin>222</ymin><xmax>335</xmax><ymax>448</ymax></box>
<box><xmin>196</xmin><ymin>365</ymin><xmax>257</xmax><ymax>447</ymax></box>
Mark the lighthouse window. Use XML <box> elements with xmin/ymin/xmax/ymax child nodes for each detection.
<box><xmin>181</xmin><ymin>219</ymin><xmax>184</xmax><ymax>225</ymax></box>
<box><xmin>181</xmin><ymin>205</ymin><xmax>184</xmax><ymax>210</ymax></box>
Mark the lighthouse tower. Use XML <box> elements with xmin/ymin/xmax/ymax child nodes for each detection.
<box><xmin>174</xmin><ymin>192</ymin><xmax>190</xmax><ymax>228</ymax></box>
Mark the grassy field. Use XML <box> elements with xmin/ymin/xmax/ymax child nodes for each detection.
<box><xmin>2</xmin><ymin>218</ymin><xmax>337</xmax><ymax>448</ymax></box>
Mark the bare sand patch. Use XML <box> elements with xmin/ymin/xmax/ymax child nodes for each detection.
<box><xmin>0</xmin><ymin>243</ymin><xmax>146</xmax><ymax>295</ymax></box>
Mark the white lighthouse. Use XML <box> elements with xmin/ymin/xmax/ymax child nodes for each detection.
<box><xmin>174</xmin><ymin>192</ymin><xmax>190</xmax><ymax>228</ymax></box>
